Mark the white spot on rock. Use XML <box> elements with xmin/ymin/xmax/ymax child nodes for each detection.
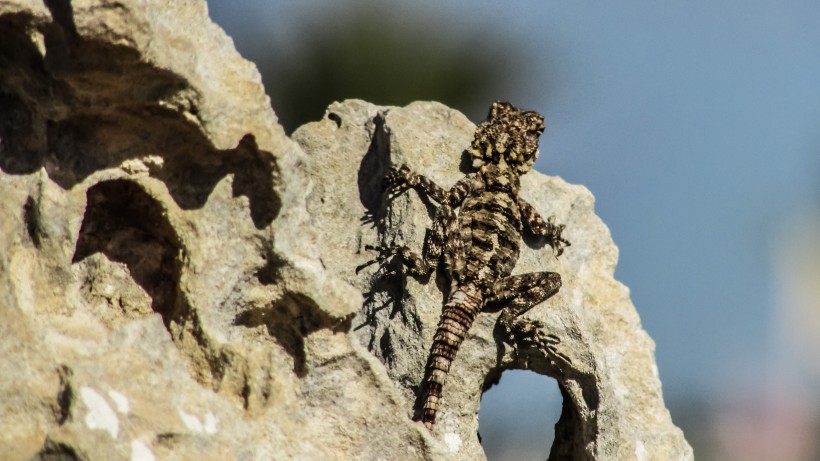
<box><xmin>203</xmin><ymin>412</ymin><xmax>218</xmax><ymax>434</ymax></box>
<box><xmin>635</xmin><ymin>439</ymin><xmax>647</xmax><ymax>461</ymax></box>
<box><xmin>178</xmin><ymin>408</ymin><xmax>203</xmax><ymax>432</ymax></box>
<box><xmin>131</xmin><ymin>440</ymin><xmax>156</xmax><ymax>461</ymax></box>
<box><xmin>108</xmin><ymin>390</ymin><xmax>130</xmax><ymax>414</ymax></box>
<box><xmin>80</xmin><ymin>386</ymin><xmax>119</xmax><ymax>438</ymax></box>
<box><xmin>179</xmin><ymin>408</ymin><xmax>218</xmax><ymax>434</ymax></box>
<box><xmin>443</xmin><ymin>432</ymin><xmax>462</xmax><ymax>452</ymax></box>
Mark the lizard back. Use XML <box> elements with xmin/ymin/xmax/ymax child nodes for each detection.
<box><xmin>456</xmin><ymin>163</ymin><xmax>523</xmax><ymax>292</ymax></box>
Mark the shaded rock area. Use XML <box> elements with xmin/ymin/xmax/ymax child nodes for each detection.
<box><xmin>0</xmin><ymin>1</ymin><xmax>692</xmax><ymax>460</ymax></box>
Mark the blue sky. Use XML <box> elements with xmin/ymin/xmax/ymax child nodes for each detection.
<box><xmin>527</xmin><ymin>1</ymin><xmax>820</xmax><ymax>399</ymax></box>
<box><xmin>209</xmin><ymin>0</ymin><xmax>820</xmax><ymax>456</ymax></box>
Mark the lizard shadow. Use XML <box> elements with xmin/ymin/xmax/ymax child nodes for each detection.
<box><xmin>355</xmin><ymin>110</ymin><xmax>452</xmax><ymax>330</ymax></box>
<box><xmin>354</xmin><ymin>111</ymin><xmax>413</xmax><ymax>334</ymax></box>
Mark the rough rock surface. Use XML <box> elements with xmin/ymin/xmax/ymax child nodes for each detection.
<box><xmin>0</xmin><ymin>1</ymin><xmax>692</xmax><ymax>460</ymax></box>
<box><xmin>295</xmin><ymin>100</ymin><xmax>693</xmax><ymax>460</ymax></box>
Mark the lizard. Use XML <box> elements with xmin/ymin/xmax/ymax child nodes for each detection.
<box><xmin>365</xmin><ymin>101</ymin><xmax>570</xmax><ymax>429</ymax></box>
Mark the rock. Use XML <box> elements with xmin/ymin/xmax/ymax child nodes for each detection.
<box><xmin>294</xmin><ymin>100</ymin><xmax>693</xmax><ymax>460</ymax></box>
<box><xmin>0</xmin><ymin>1</ymin><xmax>412</xmax><ymax>460</ymax></box>
<box><xmin>0</xmin><ymin>1</ymin><xmax>691</xmax><ymax>460</ymax></box>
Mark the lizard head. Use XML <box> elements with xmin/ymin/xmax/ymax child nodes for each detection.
<box><xmin>468</xmin><ymin>101</ymin><xmax>545</xmax><ymax>174</ymax></box>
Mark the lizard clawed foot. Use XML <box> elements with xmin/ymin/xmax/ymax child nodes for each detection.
<box><xmin>383</xmin><ymin>165</ymin><xmax>413</xmax><ymax>199</ymax></box>
<box><xmin>546</xmin><ymin>216</ymin><xmax>571</xmax><ymax>257</ymax></box>
<box><xmin>501</xmin><ymin>318</ymin><xmax>572</xmax><ymax>370</ymax></box>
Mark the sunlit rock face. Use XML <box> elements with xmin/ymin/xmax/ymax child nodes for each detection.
<box><xmin>0</xmin><ymin>2</ymin><xmax>690</xmax><ymax>460</ymax></box>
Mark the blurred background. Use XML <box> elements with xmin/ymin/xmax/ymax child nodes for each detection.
<box><xmin>207</xmin><ymin>1</ymin><xmax>820</xmax><ymax>459</ymax></box>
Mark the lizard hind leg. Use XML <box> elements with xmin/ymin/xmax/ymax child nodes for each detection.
<box><xmin>490</xmin><ymin>271</ymin><xmax>571</xmax><ymax>368</ymax></box>
<box><xmin>438</xmin><ymin>203</ymin><xmax>465</xmax><ymax>281</ymax></box>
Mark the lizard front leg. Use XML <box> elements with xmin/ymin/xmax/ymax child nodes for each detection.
<box><xmin>488</xmin><ymin>271</ymin><xmax>570</xmax><ymax>367</ymax></box>
<box><xmin>386</xmin><ymin>164</ymin><xmax>480</xmax><ymax>208</ymax></box>
<box><xmin>361</xmin><ymin>166</ymin><xmax>473</xmax><ymax>277</ymax></box>
<box><xmin>518</xmin><ymin>197</ymin><xmax>570</xmax><ymax>256</ymax></box>
<box><xmin>384</xmin><ymin>164</ymin><xmax>449</xmax><ymax>203</ymax></box>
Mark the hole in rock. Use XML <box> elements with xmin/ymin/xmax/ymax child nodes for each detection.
<box><xmin>73</xmin><ymin>179</ymin><xmax>185</xmax><ymax>325</ymax></box>
<box><xmin>479</xmin><ymin>370</ymin><xmax>562</xmax><ymax>461</ymax></box>
<box><xmin>72</xmin><ymin>180</ymin><xmax>244</xmax><ymax>397</ymax></box>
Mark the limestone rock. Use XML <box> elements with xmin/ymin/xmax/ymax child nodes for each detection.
<box><xmin>0</xmin><ymin>1</ymin><xmax>691</xmax><ymax>460</ymax></box>
<box><xmin>0</xmin><ymin>1</ymin><xmax>428</xmax><ymax>460</ymax></box>
<box><xmin>294</xmin><ymin>100</ymin><xmax>693</xmax><ymax>460</ymax></box>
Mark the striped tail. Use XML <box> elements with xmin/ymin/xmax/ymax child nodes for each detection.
<box><xmin>421</xmin><ymin>288</ymin><xmax>482</xmax><ymax>429</ymax></box>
